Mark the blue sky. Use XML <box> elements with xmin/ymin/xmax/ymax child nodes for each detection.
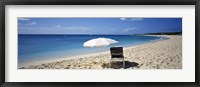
<box><xmin>18</xmin><ymin>18</ymin><xmax>182</xmax><ymax>35</ymax></box>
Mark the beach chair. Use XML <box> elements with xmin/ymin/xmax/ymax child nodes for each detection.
<box><xmin>109</xmin><ymin>47</ymin><xmax>125</xmax><ymax>68</ymax></box>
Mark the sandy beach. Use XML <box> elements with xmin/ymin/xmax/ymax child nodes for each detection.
<box><xmin>19</xmin><ymin>35</ymin><xmax>182</xmax><ymax>69</ymax></box>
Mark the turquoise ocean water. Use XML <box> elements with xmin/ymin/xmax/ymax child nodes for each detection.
<box><xmin>18</xmin><ymin>35</ymin><xmax>166</xmax><ymax>65</ymax></box>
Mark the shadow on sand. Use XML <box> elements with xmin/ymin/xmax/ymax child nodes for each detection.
<box><xmin>102</xmin><ymin>61</ymin><xmax>139</xmax><ymax>69</ymax></box>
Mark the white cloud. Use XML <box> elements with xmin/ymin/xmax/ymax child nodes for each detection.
<box><xmin>55</xmin><ymin>25</ymin><xmax>61</xmax><ymax>28</ymax></box>
<box><xmin>131</xmin><ymin>18</ymin><xmax>143</xmax><ymax>21</ymax></box>
<box><xmin>120</xmin><ymin>18</ymin><xmax>127</xmax><ymax>21</ymax></box>
<box><xmin>18</xmin><ymin>22</ymin><xmax>36</xmax><ymax>26</ymax></box>
<box><xmin>120</xmin><ymin>18</ymin><xmax>143</xmax><ymax>21</ymax></box>
<box><xmin>123</xmin><ymin>27</ymin><xmax>138</xmax><ymax>32</ymax></box>
<box><xmin>29</xmin><ymin>22</ymin><xmax>36</xmax><ymax>25</ymax></box>
<box><xmin>61</xmin><ymin>26</ymin><xmax>92</xmax><ymax>31</ymax></box>
<box><xmin>18</xmin><ymin>18</ymin><xmax>30</xmax><ymax>21</ymax></box>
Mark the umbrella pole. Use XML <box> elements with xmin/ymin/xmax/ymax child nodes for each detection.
<box><xmin>99</xmin><ymin>48</ymin><xmax>103</xmax><ymax>58</ymax></box>
<box><xmin>99</xmin><ymin>48</ymin><xmax>101</xmax><ymax>58</ymax></box>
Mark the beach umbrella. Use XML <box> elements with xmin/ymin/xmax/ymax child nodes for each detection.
<box><xmin>83</xmin><ymin>38</ymin><xmax>119</xmax><ymax>48</ymax></box>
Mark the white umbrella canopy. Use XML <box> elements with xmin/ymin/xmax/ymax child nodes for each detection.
<box><xmin>83</xmin><ymin>38</ymin><xmax>119</xmax><ymax>48</ymax></box>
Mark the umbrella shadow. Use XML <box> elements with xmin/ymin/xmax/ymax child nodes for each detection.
<box><xmin>102</xmin><ymin>61</ymin><xmax>139</xmax><ymax>69</ymax></box>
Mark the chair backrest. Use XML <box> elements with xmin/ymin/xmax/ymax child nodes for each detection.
<box><xmin>110</xmin><ymin>47</ymin><xmax>124</xmax><ymax>58</ymax></box>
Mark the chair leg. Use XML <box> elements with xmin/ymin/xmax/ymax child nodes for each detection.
<box><xmin>123</xmin><ymin>59</ymin><xmax>125</xmax><ymax>68</ymax></box>
<box><xmin>109</xmin><ymin>62</ymin><xmax>110</xmax><ymax>68</ymax></box>
<box><xmin>109</xmin><ymin>60</ymin><xmax>111</xmax><ymax>68</ymax></box>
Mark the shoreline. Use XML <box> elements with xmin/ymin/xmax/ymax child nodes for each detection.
<box><xmin>19</xmin><ymin>35</ymin><xmax>181</xmax><ymax>69</ymax></box>
<box><xmin>18</xmin><ymin>35</ymin><xmax>168</xmax><ymax>68</ymax></box>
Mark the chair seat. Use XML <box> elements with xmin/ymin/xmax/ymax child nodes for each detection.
<box><xmin>110</xmin><ymin>58</ymin><xmax>124</xmax><ymax>61</ymax></box>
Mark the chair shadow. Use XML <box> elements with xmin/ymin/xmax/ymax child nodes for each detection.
<box><xmin>102</xmin><ymin>61</ymin><xmax>139</xmax><ymax>69</ymax></box>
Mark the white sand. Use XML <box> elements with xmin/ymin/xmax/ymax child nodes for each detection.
<box><xmin>19</xmin><ymin>35</ymin><xmax>182</xmax><ymax>69</ymax></box>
